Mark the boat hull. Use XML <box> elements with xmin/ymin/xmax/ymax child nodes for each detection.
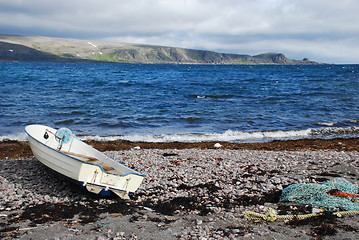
<box><xmin>25</xmin><ymin>125</ymin><xmax>145</xmax><ymax>199</ymax></box>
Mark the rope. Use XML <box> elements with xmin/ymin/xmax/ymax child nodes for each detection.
<box><xmin>245</xmin><ymin>178</ymin><xmax>359</xmax><ymax>222</ymax></box>
<box><xmin>244</xmin><ymin>208</ymin><xmax>359</xmax><ymax>221</ymax></box>
<box><xmin>333</xmin><ymin>210</ymin><xmax>359</xmax><ymax>217</ymax></box>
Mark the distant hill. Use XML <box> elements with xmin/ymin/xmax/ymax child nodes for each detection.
<box><xmin>0</xmin><ymin>35</ymin><xmax>319</xmax><ymax>64</ymax></box>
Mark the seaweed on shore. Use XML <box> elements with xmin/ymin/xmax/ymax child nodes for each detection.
<box><xmin>140</xmin><ymin>188</ymin><xmax>283</xmax><ymax>216</ymax></box>
<box><xmin>18</xmin><ymin>199</ymin><xmax>134</xmax><ymax>225</ymax></box>
<box><xmin>2</xmin><ymin>137</ymin><xmax>359</xmax><ymax>160</ymax></box>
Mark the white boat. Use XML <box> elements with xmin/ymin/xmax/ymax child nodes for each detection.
<box><xmin>25</xmin><ymin>124</ymin><xmax>145</xmax><ymax>199</ymax></box>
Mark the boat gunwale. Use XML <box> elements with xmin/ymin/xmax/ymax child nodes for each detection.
<box><xmin>25</xmin><ymin>126</ymin><xmax>146</xmax><ymax>178</ymax></box>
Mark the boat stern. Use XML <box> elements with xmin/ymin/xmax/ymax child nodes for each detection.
<box><xmin>79</xmin><ymin>163</ymin><xmax>145</xmax><ymax>199</ymax></box>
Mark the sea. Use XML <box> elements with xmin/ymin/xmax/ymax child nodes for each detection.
<box><xmin>0</xmin><ymin>62</ymin><xmax>358</xmax><ymax>142</ymax></box>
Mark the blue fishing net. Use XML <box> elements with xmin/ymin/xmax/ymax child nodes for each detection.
<box><xmin>55</xmin><ymin>128</ymin><xmax>73</xmax><ymax>144</ymax></box>
<box><xmin>280</xmin><ymin>178</ymin><xmax>359</xmax><ymax>211</ymax></box>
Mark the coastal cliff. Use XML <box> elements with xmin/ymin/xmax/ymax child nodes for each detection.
<box><xmin>0</xmin><ymin>35</ymin><xmax>319</xmax><ymax>64</ymax></box>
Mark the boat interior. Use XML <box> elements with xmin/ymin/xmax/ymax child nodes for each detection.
<box><xmin>27</xmin><ymin>125</ymin><xmax>139</xmax><ymax>176</ymax></box>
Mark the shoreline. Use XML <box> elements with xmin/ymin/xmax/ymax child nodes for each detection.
<box><xmin>1</xmin><ymin>147</ymin><xmax>359</xmax><ymax>239</ymax></box>
<box><xmin>2</xmin><ymin>138</ymin><xmax>359</xmax><ymax>239</ymax></box>
<box><xmin>1</xmin><ymin>137</ymin><xmax>359</xmax><ymax>160</ymax></box>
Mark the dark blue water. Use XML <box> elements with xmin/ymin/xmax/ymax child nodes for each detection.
<box><xmin>1</xmin><ymin>62</ymin><xmax>358</xmax><ymax>142</ymax></box>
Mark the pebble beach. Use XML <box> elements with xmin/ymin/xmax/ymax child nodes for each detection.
<box><xmin>1</xmin><ymin>139</ymin><xmax>359</xmax><ymax>239</ymax></box>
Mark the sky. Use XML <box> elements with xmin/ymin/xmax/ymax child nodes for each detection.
<box><xmin>0</xmin><ymin>0</ymin><xmax>358</xmax><ymax>63</ymax></box>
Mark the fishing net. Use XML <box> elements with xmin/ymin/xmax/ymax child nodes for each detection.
<box><xmin>280</xmin><ymin>178</ymin><xmax>359</xmax><ymax>211</ymax></box>
<box><xmin>55</xmin><ymin>128</ymin><xmax>73</xmax><ymax>144</ymax></box>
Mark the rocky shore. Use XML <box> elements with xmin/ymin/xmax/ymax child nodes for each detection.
<box><xmin>1</xmin><ymin>138</ymin><xmax>359</xmax><ymax>239</ymax></box>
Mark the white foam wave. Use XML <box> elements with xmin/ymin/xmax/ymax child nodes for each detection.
<box><xmin>117</xmin><ymin>129</ymin><xmax>313</xmax><ymax>143</ymax></box>
<box><xmin>0</xmin><ymin>132</ymin><xmax>28</xmax><ymax>141</ymax></box>
<box><xmin>114</xmin><ymin>126</ymin><xmax>359</xmax><ymax>142</ymax></box>
<box><xmin>2</xmin><ymin>126</ymin><xmax>359</xmax><ymax>143</ymax></box>
<box><xmin>79</xmin><ymin>135</ymin><xmax>123</xmax><ymax>141</ymax></box>
<box><xmin>311</xmin><ymin>126</ymin><xmax>359</xmax><ymax>136</ymax></box>
<box><xmin>317</xmin><ymin>122</ymin><xmax>338</xmax><ymax>127</ymax></box>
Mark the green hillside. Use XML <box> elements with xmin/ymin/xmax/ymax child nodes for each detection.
<box><xmin>0</xmin><ymin>35</ymin><xmax>319</xmax><ymax>64</ymax></box>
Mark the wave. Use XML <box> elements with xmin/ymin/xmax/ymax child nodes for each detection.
<box><xmin>315</xmin><ymin>120</ymin><xmax>359</xmax><ymax>127</ymax></box>
<box><xmin>81</xmin><ymin>126</ymin><xmax>359</xmax><ymax>143</ymax></box>
<box><xmin>316</xmin><ymin>122</ymin><xmax>338</xmax><ymax>127</ymax></box>
<box><xmin>190</xmin><ymin>94</ymin><xmax>232</xmax><ymax>99</ymax></box>
<box><xmin>310</xmin><ymin>126</ymin><xmax>359</xmax><ymax>137</ymax></box>
<box><xmin>2</xmin><ymin>126</ymin><xmax>359</xmax><ymax>143</ymax></box>
<box><xmin>116</xmin><ymin>129</ymin><xmax>313</xmax><ymax>143</ymax></box>
<box><xmin>0</xmin><ymin>132</ymin><xmax>28</xmax><ymax>141</ymax></box>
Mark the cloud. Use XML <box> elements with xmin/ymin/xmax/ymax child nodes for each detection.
<box><xmin>0</xmin><ymin>0</ymin><xmax>358</xmax><ymax>63</ymax></box>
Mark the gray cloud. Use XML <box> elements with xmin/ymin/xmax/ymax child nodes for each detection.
<box><xmin>0</xmin><ymin>0</ymin><xmax>358</xmax><ymax>63</ymax></box>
